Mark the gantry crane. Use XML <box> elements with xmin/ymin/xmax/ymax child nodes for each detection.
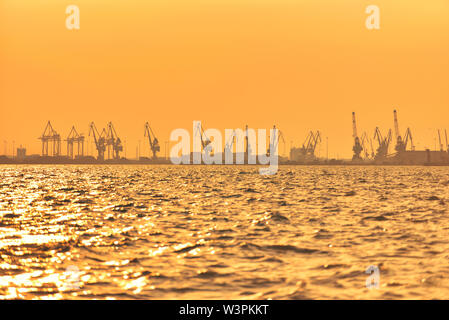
<box><xmin>89</xmin><ymin>122</ymin><xmax>106</xmax><ymax>161</ymax></box>
<box><xmin>352</xmin><ymin>112</ymin><xmax>363</xmax><ymax>160</ymax></box>
<box><xmin>373</xmin><ymin>127</ymin><xmax>392</xmax><ymax>160</ymax></box>
<box><xmin>393</xmin><ymin>110</ymin><xmax>415</xmax><ymax>152</ymax></box>
<box><xmin>144</xmin><ymin>122</ymin><xmax>160</xmax><ymax>159</ymax></box>
<box><xmin>39</xmin><ymin>121</ymin><xmax>61</xmax><ymax>156</ymax></box>
<box><xmin>66</xmin><ymin>126</ymin><xmax>85</xmax><ymax>159</ymax></box>
<box><xmin>106</xmin><ymin>122</ymin><xmax>123</xmax><ymax>160</ymax></box>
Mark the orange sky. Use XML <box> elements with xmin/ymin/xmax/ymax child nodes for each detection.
<box><xmin>1</xmin><ymin>0</ymin><xmax>448</xmax><ymax>158</ymax></box>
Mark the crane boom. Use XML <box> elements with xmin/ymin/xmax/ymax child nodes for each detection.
<box><xmin>89</xmin><ymin>122</ymin><xmax>106</xmax><ymax>161</ymax></box>
<box><xmin>312</xmin><ymin>131</ymin><xmax>321</xmax><ymax>153</ymax></box>
<box><xmin>403</xmin><ymin>128</ymin><xmax>415</xmax><ymax>151</ymax></box>
<box><xmin>144</xmin><ymin>122</ymin><xmax>160</xmax><ymax>159</ymax></box>
<box><xmin>393</xmin><ymin>109</ymin><xmax>400</xmax><ymax>141</ymax></box>
<box><xmin>225</xmin><ymin>130</ymin><xmax>237</xmax><ymax>151</ymax></box>
<box><xmin>374</xmin><ymin>127</ymin><xmax>383</xmax><ymax>146</ymax></box>
<box><xmin>106</xmin><ymin>122</ymin><xmax>123</xmax><ymax>160</ymax></box>
<box><xmin>195</xmin><ymin>123</ymin><xmax>211</xmax><ymax>150</ymax></box>
<box><xmin>352</xmin><ymin>112</ymin><xmax>358</xmax><ymax>139</ymax></box>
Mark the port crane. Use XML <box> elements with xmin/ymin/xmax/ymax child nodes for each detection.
<box><xmin>144</xmin><ymin>122</ymin><xmax>160</xmax><ymax>159</ymax></box>
<box><xmin>106</xmin><ymin>122</ymin><xmax>123</xmax><ymax>160</ymax></box>
<box><xmin>352</xmin><ymin>112</ymin><xmax>363</xmax><ymax>160</ymax></box>
<box><xmin>402</xmin><ymin>127</ymin><xmax>415</xmax><ymax>151</ymax></box>
<box><xmin>373</xmin><ymin>127</ymin><xmax>392</xmax><ymax>160</ymax></box>
<box><xmin>88</xmin><ymin>122</ymin><xmax>106</xmax><ymax>161</ymax></box>
<box><xmin>305</xmin><ymin>131</ymin><xmax>321</xmax><ymax>157</ymax></box>
<box><xmin>66</xmin><ymin>126</ymin><xmax>85</xmax><ymax>159</ymax></box>
<box><xmin>39</xmin><ymin>121</ymin><xmax>61</xmax><ymax>156</ymax></box>
<box><xmin>195</xmin><ymin>122</ymin><xmax>212</xmax><ymax>155</ymax></box>
<box><xmin>360</xmin><ymin>132</ymin><xmax>373</xmax><ymax>159</ymax></box>
<box><xmin>266</xmin><ymin>125</ymin><xmax>286</xmax><ymax>157</ymax></box>
<box><xmin>393</xmin><ymin>110</ymin><xmax>415</xmax><ymax>152</ymax></box>
<box><xmin>224</xmin><ymin>130</ymin><xmax>237</xmax><ymax>154</ymax></box>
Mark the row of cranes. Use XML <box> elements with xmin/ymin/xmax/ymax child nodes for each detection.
<box><xmin>89</xmin><ymin>122</ymin><xmax>161</xmax><ymax>161</ymax></box>
<box><xmin>352</xmin><ymin>110</ymin><xmax>415</xmax><ymax>161</ymax></box>
<box><xmin>196</xmin><ymin>123</ymin><xmax>287</xmax><ymax>158</ymax></box>
<box><xmin>38</xmin><ymin>121</ymin><xmax>292</xmax><ymax>161</ymax></box>
<box><xmin>39</xmin><ymin>121</ymin><xmax>161</xmax><ymax>161</ymax></box>
<box><xmin>39</xmin><ymin>120</ymin><xmax>318</xmax><ymax>162</ymax></box>
<box><xmin>39</xmin><ymin>121</ymin><xmax>87</xmax><ymax>158</ymax></box>
<box><xmin>290</xmin><ymin>130</ymin><xmax>321</xmax><ymax>162</ymax></box>
<box><xmin>87</xmin><ymin>122</ymin><xmax>124</xmax><ymax>161</ymax></box>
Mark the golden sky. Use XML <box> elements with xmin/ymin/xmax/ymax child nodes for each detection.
<box><xmin>1</xmin><ymin>0</ymin><xmax>448</xmax><ymax>158</ymax></box>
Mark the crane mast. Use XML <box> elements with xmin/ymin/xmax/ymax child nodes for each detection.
<box><xmin>352</xmin><ymin>112</ymin><xmax>358</xmax><ymax>139</ymax></box>
<box><xmin>393</xmin><ymin>110</ymin><xmax>400</xmax><ymax>141</ymax></box>
<box><xmin>244</xmin><ymin>125</ymin><xmax>252</xmax><ymax>155</ymax></box>
<box><xmin>394</xmin><ymin>110</ymin><xmax>406</xmax><ymax>152</ymax></box>
<box><xmin>352</xmin><ymin>112</ymin><xmax>363</xmax><ymax>160</ymax></box>
<box><xmin>267</xmin><ymin>125</ymin><xmax>285</xmax><ymax>156</ymax></box>
<box><xmin>224</xmin><ymin>130</ymin><xmax>236</xmax><ymax>153</ymax></box>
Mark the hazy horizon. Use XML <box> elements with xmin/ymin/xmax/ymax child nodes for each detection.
<box><xmin>1</xmin><ymin>0</ymin><xmax>448</xmax><ymax>158</ymax></box>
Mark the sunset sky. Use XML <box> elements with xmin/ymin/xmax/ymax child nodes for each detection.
<box><xmin>1</xmin><ymin>0</ymin><xmax>448</xmax><ymax>158</ymax></box>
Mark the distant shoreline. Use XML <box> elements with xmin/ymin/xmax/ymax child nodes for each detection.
<box><xmin>1</xmin><ymin>160</ymin><xmax>449</xmax><ymax>166</ymax></box>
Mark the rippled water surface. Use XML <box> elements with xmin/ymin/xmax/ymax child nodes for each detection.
<box><xmin>1</xmin><ymin>165</ymin><xmax>449</xmax><ymax>299</ymax></box>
